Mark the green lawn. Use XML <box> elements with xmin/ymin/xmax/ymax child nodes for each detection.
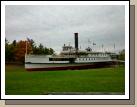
<box><xmin>5</xmin><ymin>65</ymin><xmax>125</xmax><ymax>95</ymax></box>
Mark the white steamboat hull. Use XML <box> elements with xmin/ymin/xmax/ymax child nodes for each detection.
<box><xmin>25</xmin><ymin>61</ymin><xmax>115</xmax><ymax>71</ymax></box>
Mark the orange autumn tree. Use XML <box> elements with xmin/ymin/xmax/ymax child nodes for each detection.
<box><xmin>15</xmin><ymin>40</ymin><xmax>32</xmax><ymax>63</ymax></box>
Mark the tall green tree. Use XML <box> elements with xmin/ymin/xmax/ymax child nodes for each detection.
<box><xmin>12</xmin><ymin>40</ymin><xmax>16</xmax><ymax>46</ymax></box>
<box><xmin>27</xmin><ymin>38</ymin><xmax>35</xmax><ymax>48</ymax></box>
<box><xmin>5</xmin><ymin>38</ymin><xmax>55</xmax><ymax>63</ymax></box>
<box><xmin>5</xmin><ymin>39</ymin><xmax>15</xmax><ymax>61</ymax></box>
<box><xmin>48</xmin><ymin>48</ymin><xmax>54</xmax><ymax>55</ymax></box>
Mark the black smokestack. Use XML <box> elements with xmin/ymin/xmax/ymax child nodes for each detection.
<box><xmin>74</xmin><ymin>33</ymin><xmax>78</xmax><ymax>50</ymax></box>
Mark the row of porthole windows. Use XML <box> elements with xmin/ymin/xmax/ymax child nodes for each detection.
<box><xmin>89</xmin><ymin>54</ymin><xmax>107</xmax><ymax>57</ymax></box>
<box><xmin>78</xmin><ymin>57</ymin><xmax>109</xmax><ymax>61</ymax></box>
<box><xmin>78</xmin><ymin>58</ymin><xmax>96</xmax><ymax>61</ymax></box>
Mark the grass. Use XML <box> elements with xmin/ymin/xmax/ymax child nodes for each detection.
<box><xmin>5</xmin><ymin>64</ymin><xmax>125</xmax><ymax>95</ymax></box>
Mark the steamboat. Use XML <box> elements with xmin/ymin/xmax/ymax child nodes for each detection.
<box><xmin>25</xmin><ymin>33</ymin><xmax>118</xmax><ymax>71</ymax></box>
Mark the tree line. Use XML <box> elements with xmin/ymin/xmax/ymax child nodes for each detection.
<box><xmin>5</xmin><ymin>38</ymin><xmax>55</xmax><ymax>63</ymax></box>
<box><xmin>5</xmin><ymin>37</ymin><xmax>125</xmax><ymax>63</ymax></box>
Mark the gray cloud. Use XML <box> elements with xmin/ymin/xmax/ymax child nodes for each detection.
<box><xmin>5</xmin><ymin>5</ymin><xmax>125</xmax><ymax>54</ymax></box>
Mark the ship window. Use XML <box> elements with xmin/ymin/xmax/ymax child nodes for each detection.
<box><xmin>49</xmin><ymin>58</ymin><xmax>70</xmax><ymax>61</ymax></box>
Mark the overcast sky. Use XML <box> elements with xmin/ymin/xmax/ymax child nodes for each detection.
<box><xmin>5</xmin><ymin>5</ymin><xmax>125</xmax><ymax>54</ymax></box>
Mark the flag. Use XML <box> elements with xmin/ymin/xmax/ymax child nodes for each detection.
<box><xmin>93</xmin><ymin>42</ymin><xmax>96</xmax><ymax>45</ymax></box>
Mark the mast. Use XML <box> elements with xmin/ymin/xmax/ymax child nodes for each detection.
<box><xmin>25</xmin><ymin>39</ymin><xmax>27</xmax><ymax>62</ymax></box>
<box><xmin>26</xmin><ymin>40</ymin><xmax>27</xmax><ymax>55</ymax></box>
<box><xmin>102</xmin><ymin>44</ymin><xmax>104</xmax><ymax>52</ymax></box>
<box><xmin>114</xmin><ymin>43</ymin><xmax>115</xmax><ymax>53</ymax></box>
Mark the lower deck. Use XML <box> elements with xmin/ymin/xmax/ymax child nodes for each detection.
<box><xmin>25</xmin><ymin>61</ymin><xmax>117</xmax><ymax>71</ymax></box>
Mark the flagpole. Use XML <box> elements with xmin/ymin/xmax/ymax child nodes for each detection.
<box><xmin>102</xmin><ymin>44</ymin><xmax>103</xmax><ymax>53</ymax></box>
<box><xmin>26</xmin><ymin>40</ymin><xmax>27</xmax><ymax>55</ymax></box>
<box><xmin>25</xmin><ymin>39</ymin><xmax>27</xmax><ymax>63</ymax></box>
<box><xmin>114</xmin><ymin>43</ymin><xmax>115</xmax><ymax>53</ymax></box>
<box><xmin>93</xmin><ymin>42</ymin><xmax>96</xmax><ymax>52</ymax></box>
